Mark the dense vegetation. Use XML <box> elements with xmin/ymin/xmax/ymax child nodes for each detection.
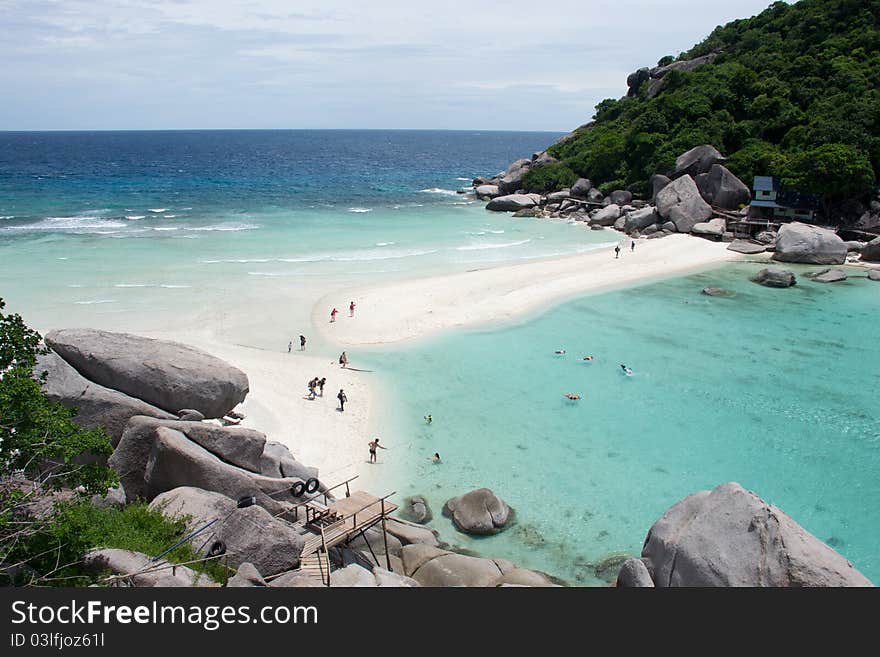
<box><xmin>524</xmin><ymin>0</ymin><xmax>880</xmax><ymax>212</ymax></box>
<box><xmin>0</xmin><ymin>298</ymin><xmax>226</xmax><ymax>586</ymax></box>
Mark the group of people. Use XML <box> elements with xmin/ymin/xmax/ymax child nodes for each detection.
<box><xmin>306</xmin><ymin>376</ymin><xmax>326</xmax><ymax>399</ymax></box>
<box><xmin>613</xmin><ymin>240</ymin><xmax>637</xmax><ymax>259</ymax></box>
<box><xmin>288</xmin><ymin>334</ymin><xmax>307</xmax><ymax>353</ymax></box>
<box><xmin>330</xmin><ymin>301</ymin><xmax>356</xmax><ymax>323</ymax></box>
<box><xmin>558</xmin><ymin>354</ymin><xmax>634</xmax><ymax>400</ymax></box>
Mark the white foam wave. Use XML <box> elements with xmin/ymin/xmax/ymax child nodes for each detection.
<box><xmin>456</xmin><ymin>177</ymin><xmax>471</xmax><ymax>181</ymax></box>
<box><xmin>0</xmin><ymin>215</ymin><xmax>13</xmax><ymax>220</ymax></box>
<box><xmin>185</xmin><ymin>223</ymin><xmax>258</xmax><ymax>232</ymax></box>
<box><xmin>74</xmin><ymin>299</ymin><xmax>116</xmax><ymax>305</ymax></box>
<box><xmin>419</xmin><ymin>188</ymin><xmax>458</xmax><ymax>196</ymax></box>
<box><xmin>456</xmin><ymin>239</ymin><xmax>531</xmax><ymax>251</ymax></box>
<box><xmin>348</xmin><ymin>207</ymin><xmax>372</xmax><ymax>213</ymax></box>
<box><xmin>0</xmin><ymin>216</ymin><xmax>129</xmax><ymax>233</ymax></box>
<box><xmin>489</xmin><ymin>230</ymin><xmax>505</xmax><ymax>234</ymax></box>
<box><xmin>375</xmin><ymin>242</ymin><xmax>395</xmax><ymax>247</ymax></box>
<box><xmin>202</xmin><ymin>247</ymin><xmax>437</xmax><ymax>265</ymax></box>
<box><xmin>150</xmin><ymin>227</ymin><xmax>180</xmax><ymax>231</ymax></box>
<box><xmin>114</xmin><ymin>283</ymin><xmax>191</xmax><ymax>289</ymax></box>
<box><xmin>125</xmin><ymin>215</ymin><xmax>146</xmax><ymax>220</ymax></box>
<box><xmin>148</xmin><ymin>208</ymin><xmax>168</xmax><ymax>213</ymax></box>
<box><xmin>163</xmin><ymin>214</ymin><xmax>178</xmax><ymax>218</ymax></box>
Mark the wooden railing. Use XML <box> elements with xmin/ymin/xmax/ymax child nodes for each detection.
<box><xmin>289</xmin><ymin>475</ymin><xmax>357</xmax><ymax>522</ymax></box>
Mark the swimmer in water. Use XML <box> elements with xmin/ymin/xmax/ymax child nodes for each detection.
<box><xmin>583</xmin><ymin>355</ymin><xmax>594</xmax><ymax>361</ymax></box>
<box><xmin>620</xmin><ymin>363</ymin><xmax>633</xmax><ymax>376</ymax></box>
<box><xmin>431</xmin><ymin>452</ymin><xmax>441</xmax><ymax>463</ymax></box>
<box><xmin>555</xmin><ymin>349</ymin><xmax>566</xmax><ymax>355</ymax></box>
<box><xmin>564</xmin><ymin>393</ymin><xmax>581</xmax><ymax>400</ymax></box>
<box><xmin>424</xmin><ymin>414</ymin><xmax>433</xmax><ymax>425</ymax></box>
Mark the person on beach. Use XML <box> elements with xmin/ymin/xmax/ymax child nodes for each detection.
<box><xmin>631</xmin><ymin>240</ymin><xmax>636</xmax><ymax>252</ymax></box>
<box><xmin>614</xmin><ymin>244</ymin><xmax>621</xmax><ymax>259</ymax></box>
<box><xmin>349</xmin><ymin>301</ymin><xmax>356</xmax><ymax>317</ymax></box>
<box><xmin>368</xmin><ymin>438</ymin><xmax>386</xmax><ymax>463</ymax></box>
<box><xmin>318</xmin><ymin>377</ymin><xmax>326</xmax><ymax>396</ymax></box>
<box><xmin>330</xmin><ymin>308</ymin><xmax>338</xmax><ymax>322</ymax></box>
<box><xmin>308</xmin><ymin>377</ymin><xmax>318</xmax><ymax>399</ymax></box>
<box><xmin>300</xmin><ymin>334</ymin><xmax>306</xmax><ymax>351</ymax></box>
<box><xmin>431</xmin><ymin>452</ymin><xmax>441</xmax><ymax>464</ymax></box>
<box><xmin>339</xmin><ymin>351</ymin><xmax>348</xmax><ymax>368</ymax></box>
<box><xmin>337</xmin><ymin>388</ymin><xmax>347</xmax><ymax>411</ymax></box>
<box><xmin>288</xmin><ymin>341</ymin><xmax>292</xmax><ymax>353</ymax></box>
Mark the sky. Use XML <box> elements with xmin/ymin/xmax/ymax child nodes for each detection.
<box><xmin>0</xmin><ymin>0</ymin><xmax>786</xmax><ymax>131</ymax></box>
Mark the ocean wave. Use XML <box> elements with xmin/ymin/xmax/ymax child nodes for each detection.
<box><xmin>163</xmin><ymin>214</ymin><xmax>178</xmax><ymax>218</ymax></box>
<box><xmin>0</xmin><ymin>215</ymin><xmax>13</xmax><ymax>220</ymax></box>
<box><xmin>114</xmin><ymin>283</ymin><xmax>191</xmax><ymax>289</ymax></box>
<box><xmin>0</xmin><ymin>216</ymin><xmax>129</xmax><ymax>233</ymax></box>
<box><xmin>489</xmin><ymin>230</ymin><xmax>505</xmax><ymax>234</ymax></box>
<box><xmin>125</xmin><ymin>215</ymin><xmax>146</xmax><ymax>220</ymax></box>
<box><xmin>185</xmin><ymin>223</ymin><xmax>258</xmax><ymax>232</ymax></box>
<box><xmin>148</xmin><ymin>208</ymin><xmax>168</xmax><ymax>213</ymax></box>
<box><xmin>456</xmin><ymin>177</ymin><xmax>471</xmax><ymax>181</ymax></box>
<box><xmin>150</xmin><ymin>226</ymin><xmax>180</xmax><ymax>231</ymax></box>
<box><xmin>375</xmin><ymin>242</ymin><xmax>395</xmax><ymax>247</ymax></box>
<box><xmin>348</xmin><ymin>207</ymin><xmax>372</xmax><ymax>213</ymax></box>
<box><xmin>419</xmin><ymin>188</ymin><xmax>459</xmax><ymax>196</ymax></box>
<box><xmin>456</xmin><ymin>239</ymin><xmax>531</xmax><ymax>251</ymax></box>
<box><xmin>74</xmin><ymin>299</ymin><xmax>116</xmax><ymax>305</ymax></box>
<box><xmin>202</xmin><ymin>247</ymin><xmax>437</xmax><ymax>265</ymax></box>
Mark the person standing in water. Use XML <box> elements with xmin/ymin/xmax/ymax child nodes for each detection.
<box><xmin>368</xmin><ymin>438</ymin><xmax>386</xmax><ymax>463</ymax></box>
<box><xmin>614</xmin><ymin>244</ymin><xmax>621</xmax><ymax>259</ymax></box>
<box><xmin>349</xmin><ymin>301</ymin><xmax>356</xmax><ymax>317</ymax></box>
<box><xmin>339</xmin><ymin>351</ymin><xmax>348</xmax><ymax>368</ymax></box>
<box><xmin>330</xmin><ymin>308</ymin><xmax>338</xmax><ymax>322</ymax></box>
<box><xmin>300</xmin><ymin>334</ymin><xmax>306</xmax><ymax>351</ymax></box>
<box><xmin>424</xmin><ymin>414</ymin><xmax>433</xmax><ymax>425</ymax></box>
<box><xmin>337</xmin><ymin>388</ymin><xmax>347</xmax><ymax>411</ymax></box>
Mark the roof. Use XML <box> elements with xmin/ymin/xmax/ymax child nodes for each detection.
<box><xmin>753</xmin><ymin>176</ymin><xmax>779</xmax><ymax>192</ymax></box>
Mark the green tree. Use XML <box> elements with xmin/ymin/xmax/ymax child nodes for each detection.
<box><xmin>782</xmin><ymin>143</ymin><xmax>876</xmax><ymax>216</ymax></box>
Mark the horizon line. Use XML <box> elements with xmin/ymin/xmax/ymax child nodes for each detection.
<box><xmin>0</xmin><ymin>127</ymin><xmax>569</xmax><ymax>134</ymax></box>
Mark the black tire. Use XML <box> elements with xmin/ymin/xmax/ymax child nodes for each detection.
<box><xmin>290</xmin><ymin>481</ymin><xmax>306</xmax><ymax>498</ymax></box>
<box><xmin>305</xmin><ymin>478</ymin><xmax>320</xmax><ymax>494</ymax></box>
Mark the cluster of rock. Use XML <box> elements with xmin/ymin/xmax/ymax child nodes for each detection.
<box><xmin>616</xmin><ymin>482</ymin><xmax>871</xmax><ymax>587</ymax></box>
<box><xmin>626</xmin><ymin>52</ymin><xmax>719</xmax><ymax>100</ymax></box>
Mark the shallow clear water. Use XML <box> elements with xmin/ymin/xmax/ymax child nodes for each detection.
<box><xmin>362</xmin><ymin>263</ymin><xmax>880</xmax><ymax>585</ymax></box>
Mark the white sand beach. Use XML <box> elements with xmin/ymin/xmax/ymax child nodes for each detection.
<box><xmin>317</xmin><ymin>234</ymin><xmax>745</xmax><ymax>346</ymax></box>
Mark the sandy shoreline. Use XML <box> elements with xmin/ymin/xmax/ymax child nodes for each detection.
<box><xmin>316</xmin><ymin>233</ymin><xmax>745</xmax><ymax>347</ymax></box>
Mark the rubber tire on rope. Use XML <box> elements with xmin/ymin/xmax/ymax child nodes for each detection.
<box><xmin>305</xmin><ymin>478</ymin><xmax>320</xmax><ymax>494</ymax></box>
<box><xmin>290</xmin><ymin>481</ymin><xmax>306</xmax><ymax>498</ymax></box>
<box><xmin>207</xmin><ymin>540</ymin><xmax>226</xmax><ymax>558</ymax></box>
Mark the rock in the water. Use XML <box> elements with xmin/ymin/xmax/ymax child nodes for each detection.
<box><xmin>861</xmin><ymin>236</ymin><xmax>880</xmax><ymax>262</ymax></box>
<box><xmin>751</xmin><ymin>267</ymin><xmax>796</xmax><ymax>288</ymax></box>
<box><xmin>672</xmin><ymin>145</ymin><xmax>725</xmax><ymax>179</ymax></box>
<box><xmin>589</xmin><ymin>204</ymin><xmax>621</xmax><ymax>227</ymax></box>
<box><xmin>623</xmin><ymin>206</ymin><xmax>659</xmax><ymax>233</ymax></box>
<box><xmin>691</xmin><ymin>218</ymin><xmax>726</xmax><ymax>239</ymax></box>
<box><xmin>400</xmin><ymin>545</ymin><xmax>507</xmax><ymax>587</ymax></box>
<box><xmin>512</xmin><ymin>207</ymin><xmax>539</xmax><ymax>217</ymax></box>
<box><xmin>227</xmin><ymin>562</ymin><xmax>266</xmax><ymax>587</ymax></box>
<box><xmin>812</xmin><ymin>268</ymin><xmax>847</xmax><ymax>283</ymax></box>
<box><xmin>570</xmin><ymin>178</ymin><xmax>593</xmax><ymax>199</ymax></box>
<box><xmin>35</xmin><ymin>351</ymin><xmax>176</xmax><ymax>445</ymax></box>
<box><xmin>609</xmin><ymin>190</ymin><xmax>633</xmax><ymax>206</ymax></box>
<box><xmin>701</xmin><ymin>287</ymin><xmax>735</xmax><ymax>298</ymax></box>
<box><xmin>772</xmin><ymin>222</ymin><xmax>847</xmax><ymax>265</ymax></box>
<box><xmin>868</xmin><ymin>269</ymin><xmax>880</xmax><ymax>281</ymax></box>
<box><xmin>655</xmin><ymin>175</ymin><xmax>713</xmax><ymax>232</ymax></box>
<box><xmin>616</xmin><ymin>558</ymin><xmax>655</xmax><ymax>587</ymax></box>
<box><xmin>698</xmin><ymin>164</ymin><xmax>750</xmax><ymax>209</ymax></box>
<box><xmin>475</xmin><ymin>184</ymin><xmax>500</xmax><ymax>199</ymax></box>
<box><xmin>82</xmin><ymin>548</ymin><xmax>216</xmax><ymax>587</ymax></box>
<box><xmin>442</xmin><ymin>488</ymin><xmax>512</xmax><ymax>535</ymax></box>
<box><xmin>727</xmin><ymin>239</ymin><xmax>766</xmax><ymax>254</ymax></box>
<box><xmin>485</xmin><ymin>194</ymin><xmax>538</xmax><ymax>212</ymax></box>
<box><xmin>44</xmin><ymin>329</ymin><xmax>249</xmax><ymax>419</ymax></box>
<box><xmin>641</xmin><ymin>482</ymin><xmax>873</xmax><ymax>586</ymax></box>
<box><xmin>150</xmin><ymin>486</ymin><xmax>305</xmax><ymax>576</ymax></box>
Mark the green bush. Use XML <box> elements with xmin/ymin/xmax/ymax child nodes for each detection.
<box><xmin>521</xmin><ymin>162</ymin><xmax>578</xmax><ymax>193</ymax></box>
<box><xmin>7</xmin><ymin>500</ymin><xmax>231</xmax><ymax>586</ymax></box>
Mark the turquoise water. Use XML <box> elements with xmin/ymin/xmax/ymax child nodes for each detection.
<box><xmin>362</xmin><ymin>262</ymin><xmax>880</xmax><ymax>585</ymax></box>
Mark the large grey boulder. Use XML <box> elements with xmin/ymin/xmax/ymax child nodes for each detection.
<box><xmin>475</xmin><ymin>184</ymin><xmax>500</xmax><ymax>199</ymax></box>
<box><xmin>530</xmin><ymin>151</ymin><xmax>557</xmax><ymax>169</ymax></box>
<box><xmin>589</xmin><ymin>204</ymin><xmax>621</xmax><ymax>227</ymax></box>
<box><xmin>400</xmin><ymin>545</ymin><xmax>509</xmax><ymax>587</ymax></box>
<box><xmin>384</xmin><ymin>518</ymin><xmax>440</xmax><ymax>548</ymax></box>
<box><xmin>35</xmin><ymin>351</ymin><xmax>175</xmax><ymax>445</ymax></box>
<box><xmin>399</xmin><ymin>495</ymin><xmax>432</xmax><ymax>524</ymax></box>
<box><xmin>691</xmin><ymin>218</ymin><xmax>726</xmax><ymax>239</ymax></box>
<box><xmin>698</xmin><ymin>164</ymin><xmax>750</xmax><ymax>209</ymax></box>
<box><xmin>860</xmin><ymin>236</ymin><xmax>880</xmax><ymax>262</ymax></box>
<box><xmin>616</xmin><ymin>558</ymin><xmax>655</xmax><ymax>587</ymax></box>
<box><xmin>751</xmin><ymin>268</ymin><xmax>796</xmax><ymax>288</ymax></box>
<box><xmin>546</xmin><ymin>189</ymin><xmax>570</xmax><ymax>202</ymax></box>
<box><xmin>641</xmin><ymin>482</ymin><xmax>872</xmax><ymax>586</ymax></box>
<box><xmin>443</xmin><ymin>488</ymin><xmax>512</xmax><ymax>535</ymax></box>
<box><xmin>672</xmin><ymin>145</ymin><xmax>725</xmax><ymax>179</ymax></box>
<box><xmin>772</xmin><ymin>223</ymin><xmax>847</xmax><ymax>265</ymax></box>
<box><xmin>485</xmin><ymin>194</ymin><xmax>538</xmax><ymax>212</ymax></box>
<box><xmin>626</xmin><ymin>67</ymin><xmax>650</xmax><ymax>96</ymax></box>
<box><xmin>44</xmin><ymin>329</ymin><xmax>249</xmax><ymax>419</ymax></box>
<box><xmin>586</xmin><ymin>188</ymin><xmax>604</xmax><ymax>203</ymax></box>
<box><xmin>82</xmin><ymin>548</ymin><xmax>216</xmax><ymax>587</ymax></box>
<box><xmin>150</xmin><ymin>487</ymin><xmax>304</xmax><ymax>576</ymax></box>
<box><xmin>227</xmin><ymin>562</ymin><xmax>266</xmax><ymax>587</ymax></box>
<box><xmin>259</xmin><ymin>441</ymin><xmax>319</xmax><ymax>483</ymax></box>
<box><xmin>655</xmin><ymin>175</ymin><xmax>713</xmax><ymax>232</ymax></box>
<box><xmin>570</xmin><ymin>178</ymin><xmax>593</xmax><ymax>199</ymax></box>
<box><xmin>498</xmin><ymin>159</ymin><xmax>530</xmax><ymax>194</ymax></box>
<box><xmin>727</xmin><ymin>239</ymin><xmax>766</xmax><ymax>255</ymax></box>
<box><xmin>328</xmin><ymin>564</ymin><xmax>420</xmax><ymax>588</ymax></box>
<box><xmin>609</xmin><ymin>190</ymin><xmax>633</xmax><ymax>206</ymax></box>
<box><xmin>756</xmin><ymin>230</ymin><xmax>778</xmax><ymax>244</ymax></box>
<box><xmin>650</xmin><ymin>174</ymin><xmax>671</xmax><ymax>202</ymax></box>
<box><xmin>868</xmin><ymin>269</ymin><xmax>880</xmax><ymax>281</ymax></box>
<box><xmin>623</xmin><ymin>206</ymin><xmax>659</xmax><ymax>233</ymax></box>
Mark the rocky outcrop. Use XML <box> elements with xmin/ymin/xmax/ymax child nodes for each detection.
<box><xmin>400</xmin><ymin>545</ymin><xmax>557</xmax><ymax>587</ymax></box>
<box><xmin>616</xmin><ymin>558</ymin><xmax>654</xmax><ymax>587</ymax></box>
<box><xmin>443</xmin><ymin>488</ymin><xmax>512</xmax><ymax>535</ymax></box>
<box><xmin>35</xmin><ymin>351</ymin><xmax>175</xmax><ymax>445</ymax></box>
<box><xmin>498</xmin><ymin>159</ymin><xmax>531</xmax><ymax>194</ymax></box>
<box><xmin>589</xmin><ymin>204</ymin><xmax>621</xmax><ymax>226</ymax></box>
<box><xmin>727</xmin><ymin>239</ymin><xmax>767</xmax><ymax>254</ymax></box>
<box><xmin>609</xmin><ymin>190</ymin><xmax>633</xmax><ymax>206</ymax></box>
<box><xmin>861</xmin><ymin>236</ymin><xmax>880</xmax><ymax>262</ymax></box>
<box><xmin>327</xmin><ymin>564</ymin><xmax>420</xmax><ymax>587</ymax></box>
<box><xmin>650</xmin><ymin>174</ymin><xmax>671</xmax><ymax>202</ymax></box>
<box><xmin>639</xmin><ymin>482</ymin><xmax>872</xmax><ymax>586</ymax></box>
<box><xmin>672</xmin><ymin>145</ymin><xmax>725</xmax><ymax>179</ymax></box>
<box><xmin>772</xmin><ymin>223</ymin><xmax>847</xmax><ymax>265</ymax></box>
<box><xmin>623</xmin><ymin>206</ymin><xmax>659</xmax><ymax>233</ymax></box>
<box><xmin>698</xmin><ymin>164</ymin><xmax>750</xmax><ymax>209</ymax></box>
<box><xmin>475</xmin><ymin>184</ymin><xmax>500</xmax><ymax>199</ymax></box>
<box><xmin>82</xmin><ymin>548</ymin><xmax>216</xmax><ymax>587</ymax></box>
<box><xmin>644</xmin><ymin>53</ymin><xmax>719</xmax><ymax>99</ymax></box>
<box><xmin>259</xmin><ymin>440</ymin><xmax>319</xmax><ymax>483</ymax></box>
<box><xmin>227</xmin><ymin>562</ymin><xmax>267</xmax><ymax>587</ymax></box>
<box><xmin>44</xmin><ymin>329</ymin><xmax>249</xmax><ymax>419</ymax></box>
<box><xmin>570</xmin><ymin>178</ymin><xmax>593</xmax><ymax>199</ymax></box>
<box><xmin>701</xmin><ymin>287</ymin><xmax>735</xmax><ymax>298</ymax></box>
<box><xmin>399</xmin><ymin>495</ymin><xmax>432</xmax><ymax>524</ymax></box>
<box><xmin>751</xmin><ymin>267</ymin><xmax>796</xmax><ymax>288</ymax></box>
<box><xmin>486</xmin><ymin>194</ymin><xmax>539</xmax><ymax>212</ymax></box>
<box><xmin>384</xmin><ymin>518</ymin><xmax>440</xmax><ymax>548</ymax></box>
<box><xmin>691</xmin><ymin>218</ymin><xmax>726</xmax><ymax>239</ymax></box>
<box><xmin>149</xmin><ymin>486</ymin><xmax>305</xmax><ymax>576</ymax></box>
<box><xmin>812</xmin><ymin>268</ymin><xmax>847</xmax><ymax>283</ymax></box>
<box><xmin>655</xmin><ymin>175</ymin><xmax>714</xmax><ymax>232</ymax></box>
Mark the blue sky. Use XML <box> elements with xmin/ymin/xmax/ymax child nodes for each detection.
<box><xmin>1</xmin><ymin>0</ymin><xmax>784</xmax><ymax>131</ymax></box>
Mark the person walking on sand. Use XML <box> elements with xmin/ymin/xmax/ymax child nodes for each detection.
<box><xmin>614</xmin><ymin>244</ymin><xmax>621</xmax><ymax>259</ymax></box>
<box><xmin>288</xmin><ymin>341</ymin><xmax>292</xmax><ymax>353</ymax></box>
<box><xmin>308</xmin><ymin>377</ymin><xmax>318</xmax><ymax>400</ymax></box>
<box><xmin>330</xmin><ymin>307</ymin><xmax>338</xmax><ymax>322</ymax></box>
<box><xmin>300</xmin><ymin>334</ymin><xmax>306</xmax><ymax>351</ymax></box>
<box><xmin>368</xmin><ymin>438</ymin><xmax>386</xmax><ymax>463</ymax></box>
<box><xmin>318</xmin><ymin>377</ymin><xmax>326</xmax><ymax>396</ymax></box>
<box><xmin>631</xmin><ymin>240</ymin><xmax>636</xmax><ymax>252</ymax></box>
<box><xmin>339</xmin><ymin>351</ymin><xmax>348</xmax><ymax>368</ymax></box>
<box><xmin>349</xmin><ymin>301</ymin><xmax>356</xmax><ymax>317</ymax></box>
<box><xmin>337</xmin><ymin>388</ymin><xmax>347</xmax><ymax>411</ymax></box>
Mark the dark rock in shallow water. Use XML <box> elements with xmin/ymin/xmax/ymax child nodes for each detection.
<box><xmin>751</xmin><ymin>267</ymin><xmax>796</xmax><ymax>288</ymax></box>
<box><xmin>443</xmin><ymin>488</ymin><xmax>512</xmax><ymax>535</ymax></box>
<box><xmin>400</xmin><ymin>495</ymin><xmax>433</xmax><ymax>524</ymax></box>
<box><xmin>592</xmin><ymin>552</ymin><xmax>633</xmax><ymax>583</ymax></box>
<box><xmin>868</xmin><ymin>269</ymin><xmax>880</xmax><ymax>281</ymax></box>
<box><xmin>811</xmin><ymin>268</ymin><xmax>847</xmax><ymax>283</ymax></box>
<box><xmin>701</xmin><ymin>286</ymin><xmax>735</xmax><ymax>298</ymax></box>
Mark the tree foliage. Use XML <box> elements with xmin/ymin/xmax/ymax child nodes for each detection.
<box><xmin>539</xmin><ymin>0</ymin><xmax>879</xmax><ymax>208</ymax></box>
